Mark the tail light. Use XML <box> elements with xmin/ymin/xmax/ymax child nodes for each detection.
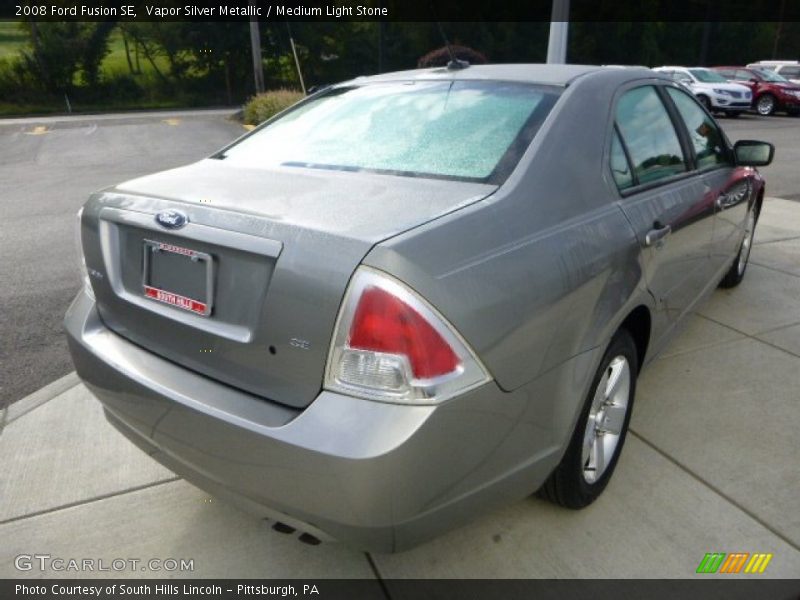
<box><xmin>325</xmin><ymin>267</ymin><xmax>491</xmax><ymax>404</ymax></box>
<box><xmin>75</xmin><ymin>207</ymin><xmax>94</xmax><ymax>300</ymax></box>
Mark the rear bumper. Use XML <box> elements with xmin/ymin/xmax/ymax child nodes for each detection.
<box><xmin>64</xmin><ymin>290</ymin><xmax>562</xmax><ymax>552</ymax></box>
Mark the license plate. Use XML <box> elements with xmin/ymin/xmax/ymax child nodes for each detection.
<box><xmin>142</xmin><ymin>240</ymin><xmax>214</xmax><ymax>316</ymax></box>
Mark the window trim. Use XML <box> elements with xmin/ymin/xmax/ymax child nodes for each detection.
<box><xmin>610</xmin><ymin>125</ymin><xmax>636</xmax><ymax>190</ymax></box>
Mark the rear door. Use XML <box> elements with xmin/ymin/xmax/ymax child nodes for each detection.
<box><xmin>611</xmin><ymin>84</ymin><xmax>716</xmax><ymax>335</ymax></box>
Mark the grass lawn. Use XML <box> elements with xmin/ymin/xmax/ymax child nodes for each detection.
<box><xmin>0</xmin><ymin>25</ymin><xmax>234</xmax><ymax>116</ymax></box>
<box><xmin>0</xmin><ymin>23</ymin><xmax>169</xmax><ymax>75</ymax></box>
<box><xmin>0</xmin><ymin>22</ymin><xmax>26</xmax><ymax>60</ymax></box>
<box><xmin>100</xmin><ymin>28</ymin><xmax>170</xmax><ymax>76</ymax></box>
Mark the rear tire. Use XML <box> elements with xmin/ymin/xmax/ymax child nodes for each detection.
<box><xmin>719</xmin><ymin>203</ymin><xmax>757</xmax><ymax>288</ymax></box>
<box><xmin>538</xmin><ymin>330</ymin><xmax>638</xmax><ymax>509</ymax></box>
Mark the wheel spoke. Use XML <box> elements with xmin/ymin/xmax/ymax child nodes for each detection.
<box><xmin>605</xmin><ymin>358</ymin><xmax>627</xmax><ymax>400</ymax></box>
<box><xmin>597</xmin><ymin>403</ymin><xmax>626</xmax><ymax>435</ymax></box>
<box><xmin>593</xmin><ymin>369</ymin><xmax>610</xmax><ymax>410</ymax></box>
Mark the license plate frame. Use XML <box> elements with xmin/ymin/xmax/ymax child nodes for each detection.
<box><xmin>142</xmin><ymin>239</ymin><xmax>214</xmax><ymax>316</ymax></box>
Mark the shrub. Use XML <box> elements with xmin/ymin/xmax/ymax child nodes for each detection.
<box><xmin>417</xmin><ymin>45</ymin><xmax>489</xmax><ymax>68</ymax></box>
<box><xmin>243</xmin><ymin>89</ymin><xmax>304</xmax><ymax>125</ymax></box>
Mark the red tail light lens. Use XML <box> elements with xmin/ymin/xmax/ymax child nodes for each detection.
<box><xmin>325</xmin><ymin>267</ymin><xmax>491</xmax><ymax>404</ymax></box>
<box><xmin>349</xmin><ymin>286</ymin><xmax>460</xmax><ymax>379</ymax></box>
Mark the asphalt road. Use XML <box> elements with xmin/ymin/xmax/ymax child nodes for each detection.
<box><xmin>1</xmin><ymin>109</ymin><xmax>797</xmax><ymax>409</ymax></box>
<box><xmin>0</xmin><ymin>110</ymin><xmax>244</xmax><ymax>409</ymax></box>
<box><xmin>719</xmin><ymin>113</ymin><xmax>799</xmax><ymax>199</ymax></box>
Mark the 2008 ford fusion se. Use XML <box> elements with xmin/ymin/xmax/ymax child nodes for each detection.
<box><xmin>65</xmin><ymin>64</ymin><xmax>774</xmax><ymax>551</ymax></box>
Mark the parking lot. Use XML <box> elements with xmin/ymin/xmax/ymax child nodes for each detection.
<box><xmin>1</xmin><ymin>109</ymin><xmax>799</xmax><ymax>580</ymax></box>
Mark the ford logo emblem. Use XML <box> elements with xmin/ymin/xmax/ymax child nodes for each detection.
<box><xmin>155</xmin><ymin>210</ymin><xmax>188</xmax><ymax>230</ymax></box>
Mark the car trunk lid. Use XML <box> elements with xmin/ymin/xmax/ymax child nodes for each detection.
<box><xmin>82</xmin><ymin>159</ymin><xmax>495</xmax><ymax>408</ymax></box>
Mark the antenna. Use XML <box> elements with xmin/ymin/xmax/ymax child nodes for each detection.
<box><xmin>430</xmin><ymin>4</ymin><xmax>469</xmax><ymax>70</ymax></box>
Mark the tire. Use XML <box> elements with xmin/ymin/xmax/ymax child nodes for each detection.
<box><xmin>719</xmin><ymin>203</ymin><xmax>757</xmax><ymax>288</ymax></box>
<box><xmin>539</xmin><ymin>329</ymin><xmax>638</xmax><ymax>509</ymax></box>
<box><xmin>756</xmin><ymin>94</ymin><xmax>776</xmax><ymax>116</ymax></box>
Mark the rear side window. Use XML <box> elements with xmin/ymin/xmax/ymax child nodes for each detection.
<box><xmin>666</xmin><ymin>87</ymin><xmax>729</xmax><ymax>170</ymax></box>
<box><xmin>615</xmin><ymin>86</ymin><xmax>687</xmax><ymax>186</ymax></box>
<box><xmin>780</xmin><ymin>66</ymin><xmax>800</xmax><ymax>78</ymax></box>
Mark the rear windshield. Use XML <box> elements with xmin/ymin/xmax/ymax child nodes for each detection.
<box><xmin>220</xmin><ymin>81</ymin><xmax>560</xmax><ymax>182</ymax></box>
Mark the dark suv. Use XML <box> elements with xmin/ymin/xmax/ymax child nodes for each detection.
<box><xmin>714</xmin><ymin>66</ymin><xmax>800</xmax><ymax>116</ymax></box>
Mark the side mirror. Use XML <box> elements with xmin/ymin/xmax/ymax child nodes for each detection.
<box><xmin>749</xmin><ymin>78</ymin><xmax>759</xmax><ymax>83</ymax></box>
<box><xmin>734</xmin><ymin>140</ymin><xmax>774</xmax><ymax>167</ymax></box>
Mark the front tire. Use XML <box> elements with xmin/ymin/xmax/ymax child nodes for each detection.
<box><xmin>756</xmin><ymin>94</ymin><xmax>777</xmax><ymax>116</ymax></box>
<box><xmin>539</xmin><ymin>330</ymin><xmax>638</xmax><ymax>509</ymax></box>
<box><xmin>719</xmin><ymin>203</ymin><xmax>757</xmax><ymax>288</ymax></box>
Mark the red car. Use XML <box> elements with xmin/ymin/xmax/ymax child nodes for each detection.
<box><xmin>713</xmin><ymin>66</ymin><xmax>800</xmax><ymax>116</ymax></box>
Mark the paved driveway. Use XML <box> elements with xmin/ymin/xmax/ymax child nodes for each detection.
<box><xmin>0</xmin><ymin>110</ymin><xmax>244</xmax><ymax>410</ymax></box>
<box><xmin>1</xmin><ymin>198</ymin><xmax>798</xmax><ymax>580</ymax></box>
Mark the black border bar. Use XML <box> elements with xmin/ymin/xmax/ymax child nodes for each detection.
<box><xmin>2</xmin><ymin>579</ymin><xmax>800</xmax><ymax>600</ymax></box>
<box><xmin>3</xmin><ymin>0</ymin><xmax>800</xmax><ymax>22</ymax></box>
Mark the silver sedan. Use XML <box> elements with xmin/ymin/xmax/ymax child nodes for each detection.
<box><xmin>65</xmin><ymin>64</ymin><xmax>773</xmax><ymax>551</ymax></box>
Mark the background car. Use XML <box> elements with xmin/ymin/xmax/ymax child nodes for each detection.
<box><xmin>653</xmin><ymin>66</ymin><xmax>752</xmax><ymax>117</ymax></box>
<box><xmin>714</xmin><ymin>66</ymin><xmax>800</xmax><ymax>115</ymax></box>
<box><xmin>65</xmin><ymin>65</ymin><xmax>773</xmax><ymax>551</ymax></box>
<box><xmin>747</xmin><ymin>60</ymin><xmax>800</xmax><ymax>84</ymax></box>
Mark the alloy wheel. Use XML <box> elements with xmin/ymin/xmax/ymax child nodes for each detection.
<box><xmin>738</xmin><ymin>208</ymin><xmax>756</xmax><ymax>276</ymax></box>
<box><xmin>757</xmin><ymin>95</ymin><xmax>775</xmax><ymax>116</ymax></box>
<box><xmin>582</xmin><ymin>356</ymin><xmax>631</xmax><ymax>484</ymax></box>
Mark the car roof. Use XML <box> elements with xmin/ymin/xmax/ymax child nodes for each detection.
<box><xmin>749</xmin><ymin>60</ymin><xmax>798</xmax><ymax>66</ymax></box>
<box><xmin>345</xmin><ymin>63</ymin><xmax>655</xmax><ymax>87</ymax></box>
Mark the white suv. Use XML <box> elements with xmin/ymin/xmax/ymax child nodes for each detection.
<box><xmin>654</xmin><ymin>66</ymin><xmax>753</xmax><ymax>117</ymax></box>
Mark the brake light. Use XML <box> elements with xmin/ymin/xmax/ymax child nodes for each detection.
<box><xmin>325</xmin><ymin>267</ymin><xmax>491</xmax><ymax>404</ymax></box>
<box><xmin>349</xmin><ymin>286</ymin><xmax>460</xmax><ymax>379</ymax></box>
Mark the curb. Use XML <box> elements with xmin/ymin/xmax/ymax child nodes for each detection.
<box><xmin>5</xmin><ymin>372</ymin><xmax>81</xmax><ymax>425</ymax></box>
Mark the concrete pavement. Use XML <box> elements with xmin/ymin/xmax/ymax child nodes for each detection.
<box><xmin>1</xmin><ymin>198</ymin><xmax>799</xmax><ymax>580</ymax></box>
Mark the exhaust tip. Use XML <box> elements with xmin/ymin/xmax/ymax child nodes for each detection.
<box><xmin>298</xmin><ymin>532</ymin><xmax>321</xmax><ymax>546</ymax></box>
<box><xmin>272</xmin><ymin>521</ymin><xmax>296</xmax><ymax>534</ymax></box>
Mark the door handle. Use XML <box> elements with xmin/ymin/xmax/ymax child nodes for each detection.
<box><xmin>645</xmin><ymin>221</ymin><xmax>671</xmax><ymax>247</ymax></box>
